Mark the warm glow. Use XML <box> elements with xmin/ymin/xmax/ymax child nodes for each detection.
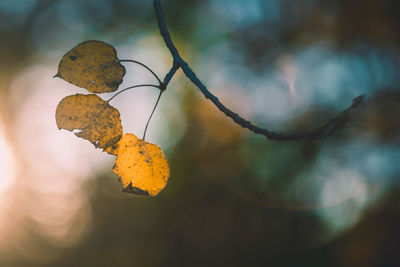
<box><xmin>0</xmin><ymin>49</ymin><xmax>174</xmax><ymax>262</ymax></box>
<box><xmin>0</xmin><ymin>117</ymin><xmax>18</xmax><ymax>261</ymax></box>
<box><xmin>0</xmin><ymin>123</ymin><xmax>16</xmax><ymax>196</ymax></box>
<box><xmin>0</xmin><ymin>65</ymin><xmax>105</xmax><ymax>263</ymax></box>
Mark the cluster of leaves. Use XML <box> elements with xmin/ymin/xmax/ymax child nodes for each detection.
<box><xmin>54</xmin><ymin>0</ymin><xmax>365</xmax><ymax>195</ymax></box>
<box><xmin>55</xmin><ymin>40</ymin><xmax>169</xmax><ymax>196</ymax></box>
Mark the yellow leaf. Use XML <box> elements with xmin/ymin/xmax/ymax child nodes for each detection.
<box><xmin>56</xmin><ymin>40</ymin><xmax>126</xmax><ymax>93</ymax></box>
<box><xmin>106</xmin><ymin>133</ymin><xmax>170</xmax><ymax>196</ymax></box>
<box><xmin>56</xmin><ymin>94</ymin><xmax>122</xmax><ymax>148</ymax></box>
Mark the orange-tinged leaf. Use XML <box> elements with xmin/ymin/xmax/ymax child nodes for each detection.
<box><xmin>56</xmin><ymin>40</ymin><xmax>126</xmax><ymax>93</ymax></box>
<box><xmin>106</xmin><ymin>133</ymin><xmax>170</xmax><ymax>196</ymax></box>
<box><xmin>56</xmin><ymin>94</ymin><xmax>122</xmax><ymax>148</ymax></box>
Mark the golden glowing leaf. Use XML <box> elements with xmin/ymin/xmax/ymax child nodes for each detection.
<box><xmin>106</xmin><ymin>133</ymin><xmax>170</xmax><ymax>196</ymax></box>
<box><xmin>56</xmin><ymin>94</ymin><xmax>122</xmax><ymax>148</ymax></box>
<box><xmin>55</xmin><ymin>40</ymin><xmax>126</xmax><ymax>93</ymax></box>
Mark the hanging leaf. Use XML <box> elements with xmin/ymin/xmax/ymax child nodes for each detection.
<box><xmin>55</xmin><ymin>40</ymin><xmax>126</xmax><ymax>93</ymax></box>
<box><xmin>56</xmin><ymin>94</ymin><xmax>122</xmax><ymax>148</ymax></box>
<box><xmin>106</xmin><ymin>133</ymin><xmax>170</xmax><ymax>196</ymax></box>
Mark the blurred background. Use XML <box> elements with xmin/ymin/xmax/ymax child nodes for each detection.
<box><xmin>0</xmin><ymin>0</ymin><xmax>400</xmax><ymax>266</ymax></box>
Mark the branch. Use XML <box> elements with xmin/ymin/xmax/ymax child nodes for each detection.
<box><xmin>161</xmin><ymin>61</ymin><xmax>179</xmax><ymax>88</ymax></box>
<box><xmin>153</xmin><ymin>0</ymin><xmax>364</xmax><ymax>141</ymax></box>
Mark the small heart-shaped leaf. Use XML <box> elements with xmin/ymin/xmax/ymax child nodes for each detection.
<box><xmin>56</xmin><ymin>94</ymin><xmax>122</xmax><ymax>148</ymax></box>
<box><xmin>56</xmin><ymin>40</ymin><xmax>126</xmax><ymax>93</ymax></box>
<box><xmin>106</xmin><ymin>133</ymin><xmax>170</xmax><ymax>196</ymax></box>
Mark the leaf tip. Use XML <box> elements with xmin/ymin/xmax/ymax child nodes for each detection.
<box><xmin>122</xmin><ymin>183</ymin><xmax>150</xmax><ymax>196</ymax></box>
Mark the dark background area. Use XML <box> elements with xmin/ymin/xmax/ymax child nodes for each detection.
<box><xmin>0</xmin><ymin>0</ymin><xmax>399</xmax><ymax>266</ymax></box>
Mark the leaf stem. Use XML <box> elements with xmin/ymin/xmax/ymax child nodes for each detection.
<box><xmin>143</xmin><ymin>90</ymin><xmax>163</xmax><ymax>140</ymax></box>
<box><xmin>106</xmin><ymin>84</ymin><xmax>160</xmax><ymax>103</ymax></box>
<box><xmin>119</xmin><ymin>59</ymin><xmax>162</xmax><ymax>84</ymax></box>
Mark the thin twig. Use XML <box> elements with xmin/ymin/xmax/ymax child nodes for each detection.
<box><xmin>162</xmin><ymin>61</ymin><xmax>180</xmax><ymax>87</ymax></box>
<box><xmin>106</xmin><ymin>84</ymin><xmax>160</xmax><ymax>103</ymax></box>
<box><xmin>153</xmin><ymin>0</ymin><xmax>364</xmax><ymax>141</ymax></box>
<box><xmin>119</xmin><ymin>59</ymin><xmax>162</xmax><ymax>84</ymax></box>
<box><xmin>143</xmin><ymin>90</ymin><xmax>163</xmax><ymax>140</ymax></box>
